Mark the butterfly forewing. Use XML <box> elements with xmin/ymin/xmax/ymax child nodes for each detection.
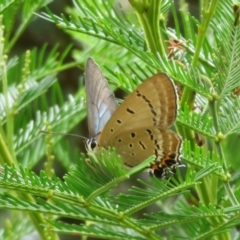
<box><xmin>98</xmin><ymin>73</ymin><xmax>178</xmax><ymax>145</ymax></box>
<box><xmin>85</xmin><ymin>58</ymin><xmax>118</xmax><ymax>139</ymax></box>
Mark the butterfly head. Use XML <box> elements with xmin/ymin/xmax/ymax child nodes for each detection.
<box><xmin>85</xmin><ymin>138</ymin><xmax>98</xmax><ymax>152</ymax></box>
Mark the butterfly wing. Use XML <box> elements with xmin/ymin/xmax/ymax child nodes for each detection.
<box><xmin>85</xmin><ymin>58</ymin><xmax>118</xmax><ymax>139</ymax></box>
<box><xmin>100</xmin><ymin>126</ymin><xmax>182</xmax><ymax>168</ymax></box>
<box><xmin>97</xmin><ymin>73</ymin><xmax>181</xmax><ymax>177</ymax></box>
<box><xmin>98</xmin><ymin>73</ymin><xmax>178</xmax><ymax>145</ymax></box>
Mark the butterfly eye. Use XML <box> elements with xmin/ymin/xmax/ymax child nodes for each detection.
<box><xmin>90</xmin><ymin>139</ymin><xmax>97</xmax><ymax>150</ymax></box>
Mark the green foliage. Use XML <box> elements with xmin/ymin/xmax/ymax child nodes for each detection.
<box><xmin>0</xmin><ymin>0</ymin><xmax>240</xmax><ymax>239</ymax></box>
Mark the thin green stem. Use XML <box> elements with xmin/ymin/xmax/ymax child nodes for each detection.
<box><xmin>0</xmin><ymin>19</ymin><xmax>16</xmax><ymax>163</ymax></box>
<box><xmin>86</xmin><ymin>155</ymin><xmax>155</xmax><ymax>204</ymax></box>
<box><xmin>60</xmin><ymin>195</ymin><xmax>160</xmax><ymax>240</ymax></box>
<box><xmin>36</xmin><ymin>60</ymin><xmax>86</xmax><ymax>80</ymax></box>
<box><xmin>129</xmin><ymin>0</ymin><xmax>165</xmax><ymax>56</ymax></box>
<box><xmin>2</xmin><ymin>57</ymin><xmax>15</xmax><ymax>156</ymax></box>
<box><xmin>224</xmin><ymin>181</ymin><xmax>239</xmax><ymax>206</ymax></box>
<box><xmin>6</xmin><ymin>2</ymin><xmax>44</xmax><ymax>53</ymax></box>
<box><xmin>0</xmin><ymin>130</ymin><xmax>13</xmax><ymax>165</ymax></box>
<box><xmin>207</xmin><ymin>99</ymin><xmax>238</xmax><ymax>239</ymax></box>
<box><xmin>23</xmin><ymin>193</ymin><xmax>59</xmax><ymax>240</ymax></box>
<box><xmin>192</xmin><ymin>0</ymin><xmax>219</xmax><ymax>66</ymax></box>
<box><xmin>89</xmin><ymin>203</ymin><xmax>161</xmax><ymax>240</ymax></box>
<box><xmin>121</xmin><ymin>217</ymin><xmax>161</xmax><ymax>240</ymax></box>
<box><xmin>124</xmin><ymin>182</ymin><xmax>196</xmax><ymax>216</ymax></box>
<box><xmin>148</xmin><ymin>0</ymin><xmax>165</xmax><ymax>54</ymax></box>
<box><xmin>149</xmin><ymin>211</ymin><xmax>227</xmax><ymax>231</ymax></box>
<box><xmin>196</xmin><ymin>175</ymin><xmax>217</xmax><ymax>204</ymax></box>
<box><xmin>195</xmin><ymin>215</ymin><xmax>238</xmax><ymax>240</ymax></box>
<box><xmin>180</xmin><ymin>0</ymin><xmax>219</xmax><ymax>108</ymax></box>
<box><xmin>85</xmin><ymin>175</ymin><xmax>129</xmax><ymax>203</ymax></box>
<box><xmin>209</xmin><ymin>100</ymin><xmax>239</xmax><ymax>206</ymax></box>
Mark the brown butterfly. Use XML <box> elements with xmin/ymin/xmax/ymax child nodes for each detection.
<box><xmin>85</xmin><ymin>58</ymin><xmax>182</xmax><ymax>177</ymax></box>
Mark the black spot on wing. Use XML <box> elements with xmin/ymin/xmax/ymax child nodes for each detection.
<box><xmin>131</xmin><ymin>132</ymin><xmax>136</xmax><ymax>138</ymax></box>
<box><xmin>127</xmin><ymin>108</ymin><xmax>135</xmax><ymax>114</ymax></box>
<box><xmin>139</xmin><ymin>141</ymin><xmax>146</xmax><ymax>150</ymax></box>
<box><xmin>136</xmin><ymin>90</ymin><xmax>158</xmax><ymax>125</ymax></box>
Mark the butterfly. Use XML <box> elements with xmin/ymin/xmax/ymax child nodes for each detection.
<box><xmin>85</xmin><ymin>58</ymin><xmax>182</xmax><ymax>178</ymax></box>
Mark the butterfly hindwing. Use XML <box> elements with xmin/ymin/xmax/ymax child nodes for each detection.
<box><xmin>100</xmin><ymin>126</ymin><xmax>181</xmax><ymax>169</ymax></box>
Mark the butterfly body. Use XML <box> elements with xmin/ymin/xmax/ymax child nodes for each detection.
<box><xmin>85</xmin><ymin>58</ymin><xmax>182</xmax><ymax>177</ymax></box>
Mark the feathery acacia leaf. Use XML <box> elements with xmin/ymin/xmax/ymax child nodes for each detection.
<box><xmin>14</xmin><ymin>95</ymin><xmax>86</xmax><ymax>165</ymax></box>
<box><xmin>1</xmin><ymin>0</ymin><xmax>240</xmax><ymax>239</ymax></box>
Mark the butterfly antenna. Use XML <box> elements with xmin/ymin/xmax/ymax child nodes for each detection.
<box><xmin>93</xmin><ymin>131</ymin><xmax>101</xmax><ymax>139</ymax></box>
<box><xmin>39</xmin><ymin>130</ymin><xmax>88</xmax><ymax>140</ymax></box>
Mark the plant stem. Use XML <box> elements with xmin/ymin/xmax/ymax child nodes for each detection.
<box><xmin>209</xmin><ymin>100</ymin><xmax>239</xmax><ymax>206</ymax></box>
<box><xmin>23</xmin><ymin>193</ymin><xmax>60</xmax><ymax>240</ymax></box>
<box><xmin>124</xmin><ymin>182</ymin><xmax>196</xmax><ymax>216</ymax></box>
<box><xmin>179</xmin><ymin>0</ymin><xmax>219</xmax><ymax>201</ymax></box>
<box><xmin>129</xmin><ymin>0</ymin><xmax>165</xmax><ymax>56</ymax></box>
<box><xmin>0</xmin><ymin>132</ymin><xmax>13</xmax><ymax>165</ymax></box>
<box><xmin>6</xmin><ymin>2</ymin><xmax>44</xmax><ymax>53</ymax></box>
<box><xmin>0</xmin><ymin>18</ymin><xmax>16</xmax><ymax>163</ymax></box>
<box><xmin>85</xmin><ymin>175</ymin><xmax>128</xmax><ymax>203</ymax></box>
